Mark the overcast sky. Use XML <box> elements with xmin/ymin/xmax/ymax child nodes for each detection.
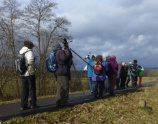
<box><xmin>21</xmin><ymin>0</ymin><xmax>158</xmax><ymax>69</ymax></box>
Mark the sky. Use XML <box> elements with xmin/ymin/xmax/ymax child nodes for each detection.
<box><xmin>20</xmin><ymin>0</ymin><xmax>158</xmax><ymax>69</ymax></box>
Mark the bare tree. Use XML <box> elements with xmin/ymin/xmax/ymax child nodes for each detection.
<box><xmin>0</xmin><ymin>0</ymin><xmax>23</xmax><ymax>97</ymax></box>
<box><xmin>21</xmin><ymin>0</ymin><xmax>71</xmax><ymax>95</ymax></box>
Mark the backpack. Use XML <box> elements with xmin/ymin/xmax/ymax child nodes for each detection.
<box><xmin>46</xmin><ymin>51</ymin><xmax>57</xmax><ymax>73</ymax></box>
<box><xmin>131</xmin><ymin>63</ymin><xmax>138</xmax><ymax>76</ymax></box>
<box><xmin>15</xmin><ymin>51</ymin><xmax>29</xmax><ymax>75</ymax></box>
<box><xmin>93</xmin><ymin>61</ymin><xmax>103</xmax><ymax>75</ymax></box>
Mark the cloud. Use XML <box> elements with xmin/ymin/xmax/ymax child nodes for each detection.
<box><xmin>22</xmin><ymin>0</ymin><xmax>158</xmax><ymax>69</ymax></box>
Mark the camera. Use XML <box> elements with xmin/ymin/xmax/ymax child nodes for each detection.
<box><xmin>85</xmin><ymin>53</ymin><xmax>91</xmax><ymax>59</ymax></box>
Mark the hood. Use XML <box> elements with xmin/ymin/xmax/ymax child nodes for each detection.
<box><xmin>19</xmin><ymin>46</ymin><xmax>30</xmax><ymax>54</ymax></box>
<box><xmin>108</xmin><ymin>55</ymin><xmax>116</xmax><ymax>62</ymax></box>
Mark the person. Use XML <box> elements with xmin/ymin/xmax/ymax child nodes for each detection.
<box><xmin>116</xmin><ymin>62</ymin><xmax>122</xmax><ymax>90</ymax></box>
<box><xmin>87</xmin><ymin>55</ymin><xmax>95</xmax><ymax>93</ymax></box>
<box><xmin>138</xmin><ymin>65</ymin><xmax>144</xmax><ymax>87</ymax></box>
<box><xmin>119</xmin><ymin>61</ymin><xmax>128</xmax><ymax>89</ymax></box>
<box><xmin>92</xmin><ymin>55</ymin><xmax>108</xmax><ymax>98</ymax></box>
<box><xmin>126</xmin><ymin>61</ymin><xmax>133</xmax><ymax>87</ymax></box>
<box><xmin>55</xmin><ymin>40</ymin><xmax>73</xmax><ymax>107</ymax></box>
<box><xmin>131</xmin><ymin>60</ymin><xmax>139</xmax><ymax>88</ymax></box>
<box><xmin>107</xmin><ymin>55</ymin><xmax>118</xmax><ymax>96</ymax></box>
<box><xmin>19</xmin><ymin>40</ymin><xmax>38</xmax><ymax>110</ymax></box>
<box><xmin>104</xmin><ymin>55</ymin><xmax>111</xmax><ymax>92</ymax></box>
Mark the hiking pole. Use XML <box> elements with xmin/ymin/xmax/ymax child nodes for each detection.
<box><xmin>72</xmin><ymin>62</ymin><xmax>85</xmax><ymax>96</ymax></box>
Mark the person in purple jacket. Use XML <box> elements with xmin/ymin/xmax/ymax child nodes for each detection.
<box><xmin>107</xmin><ymin>55</ymin><xmax>118</xmax><ymax>96</ymax></box>
<box><xmin>92</xmin><ymin>55</ymin><xmax>108</xmax><ymax>98</ymax></box>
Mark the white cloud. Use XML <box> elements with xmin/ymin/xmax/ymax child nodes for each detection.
<box><xmin>21</xmin><ymin>0</ymin><xmax>158</xmax><ymax>69</ymax></box>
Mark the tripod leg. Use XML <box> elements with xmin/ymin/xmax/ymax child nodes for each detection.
<box><xmin>72</xmin><ymin>63</ymin><xmax>85</xmax><ymax>96</ymax></box>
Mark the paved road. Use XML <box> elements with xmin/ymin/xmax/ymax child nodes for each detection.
<box><xmin>0</xmin><ymin>81</ymin><xmax>157</xmax><ymax>122</ymax></box>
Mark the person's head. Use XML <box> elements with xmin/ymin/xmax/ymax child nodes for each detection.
<box><xmin>111</xmin><ymin>55</ymin><xmax>116</xmax><ymax>59</ymax></box>
<box><xmin>91</xmin><ymin>55</ymin><xmax>95</xmax><ymax>60</ymax></box>
<box><xmin>95</xmin><ymin>55</ymin><xmax>103</xmax><ymax>62</ymax></box>
<box><xmin>121</xmin><ymin>61</ymin><xmax>126</xmax><ymax>66</ymax></box>
<box><xmin>133</xmin><ymin>59</ymin><xmax>137</xmax><ymax>64</ymax></box>
<box><xmin>129</xmin><ymin>61</ymin><xmax>132</xmax><ymax>65</ymax></box>
<box><xmin>106</xmin><ymin>55</ymin><xmax>111</xmax><ymax>61</ymax></box>
<box><xmin>23</xmin><ymin>40</ymin><xmax>34</xmax><ymax>49</ymax></box>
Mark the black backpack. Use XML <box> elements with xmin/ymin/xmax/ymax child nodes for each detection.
<box><xmin>131</xmin><ymin>63</ymin><xmax>138</xmax><ymax>76</ymax></box>
<box><xmin>15</xmin><ymin>51</ymin><xmax>29</xmax><ymax>75</ymax></box>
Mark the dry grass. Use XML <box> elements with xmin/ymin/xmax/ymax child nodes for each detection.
<box><xmin>3</xmin><ymin>82</ymin><xmax>158</xmax><ymax>124</ymax></box>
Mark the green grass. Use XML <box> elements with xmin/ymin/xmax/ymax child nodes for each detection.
<box><xmin>3</xmin><ymin>81</ymin><xmax>158</xmax><ymax>124</ymax></box>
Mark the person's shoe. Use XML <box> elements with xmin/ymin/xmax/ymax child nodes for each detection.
<box><xmin>30</xmin><ymin>105</ymin><xmax>40</xmax><ymax>109</ymax></box>
<box><xmin>109</xmin><ymin>92</ymin><xmax>116</xmax><ymax>97</ymax></box>
<box><xmin>56</xmin><ymin>100</ymin><xmax>61</xmax><ymax>108</ymax></box>
<box><xmin>20</xmin><ymin>106</ymin><xmax>30</xmax><ymax>111</ymax></box>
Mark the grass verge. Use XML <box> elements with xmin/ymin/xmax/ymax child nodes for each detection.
<box><xmin>3</xmin><ymin>83</ymin><xmax>158</xmax><ymax>124</ymax></box>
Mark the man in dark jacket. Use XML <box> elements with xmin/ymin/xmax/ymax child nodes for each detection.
<box><xmin>55</xmin><ymin>41</ymin><xmax>73</xmax><ymax>107</ymax></box>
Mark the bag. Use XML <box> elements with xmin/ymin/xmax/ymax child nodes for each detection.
<box><xmin>131</xmin><ymin>63</ymin><xmax>138</xmax><ymax>76</ymax></box>
<box><xmin>93</xmin><ymin>61</ymin><xmax>103</xmax><ymax>75</ymax></box>
<box><xmin>15</xmin><ymin>51</ymin><xmax>29</xmax><ymax>75</ymax></box>
<box><xmin>46</xmin><ymin>51</ymin><xmax>57</xmax><ymax>73</ymax></box>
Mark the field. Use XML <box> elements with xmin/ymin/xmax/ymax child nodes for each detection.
<box><xmin>2</xmin><ymin>77</ymin><xmax>158</xmax><ymax>124</ymax></box>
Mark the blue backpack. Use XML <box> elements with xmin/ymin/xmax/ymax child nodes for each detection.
<box><xmin>46</xmin><ymin>51</ymin><xmax>58</xmax><ymax>73</ymax></box>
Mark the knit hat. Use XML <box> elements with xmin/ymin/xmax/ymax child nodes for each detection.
<box><xmin>133</xmin><ymin>59</ymin><xmax>137</xmax><ymax>63</ymax></box>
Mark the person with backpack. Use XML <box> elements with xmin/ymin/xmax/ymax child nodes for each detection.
<box><xmin>19</xmin><ymin>40</ymin><xmax>38</xmax><ymax>110</ymax></box>
<box><xmin>125</xmin><ymin>61</ymin><xmax>133</xmax><ymax>87</ymax></box>
<box><xmin>87</xmin><ymin>55</ymin><xmax>95</xmax><ymax>94</ymax></box>
<box><xmin>131</xmin><ymin>60</ymin><xmax>139</xmax><ymax>88</ymax></box>
<box><xmin>138</xmin><ymin>65</ymin><xmax>144</xmax><ymax>87</ymax></box>
<box><xmin>54</xmin><ymin>39</ymin><xmax>73</xmax><ymax>107</ymax></box>
<box><xmin>92</xmin><ymin>55</ymin><xmax>108</xmax><ymax>98</ymax></box>
<box><xmin>107</xmin><ymin>55</ymin><xmax>118</xmax><ymax>96</ymax></box>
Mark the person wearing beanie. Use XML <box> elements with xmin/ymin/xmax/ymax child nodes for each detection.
<box><xmin>19</xmin><ymin>40</ymin><xmax>39</xmax><ymax>110</ymax></box>
<box><xmin>131</xmin><ymin>59</ymin><xmax>139</xmax><ymax>88</ymax></box>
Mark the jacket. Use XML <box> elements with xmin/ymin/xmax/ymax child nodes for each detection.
<box><xmin>138</xmin><ymin>66</ymin><xmax>144</xmax><ymax>76</ymax></box>
<box><xmin>107</xmin><ymin>56</ymin><xmax>118</xmax><ymax>76</ymax></box>
<box><xmin>119</xmin><ymin>65</ymin><xmax>128</xmax><ymax>78</ymax></box>
<box><xmin>55</xmin><ymin>48</ymin><xmax>72</xmax><ymax>79</ymax></box>
<box><xmin>87</xmin><ymin>59</ymin><xmax>95</xmax><ymax>78</ymax></box>
<box><xmin>92</xmin><ymin>61</ymin><xmax>108</xmax><ymax>82</ymax></box>
<box><xmin>19</xmin><ymin>46</ymin><xmax>35</xmax><ymax>76</ymax></box>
